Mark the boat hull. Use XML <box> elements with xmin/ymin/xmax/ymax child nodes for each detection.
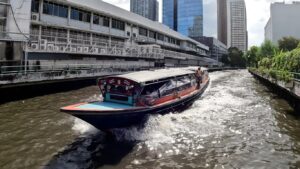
<box><xmin>63</xmin><ymin>80</ymin><xmax>209</xmax><ymax>130</ymax></box>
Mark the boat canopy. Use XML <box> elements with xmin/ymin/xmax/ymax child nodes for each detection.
<box><xmin>116</xmin><ymin>68</ymin><xmax>196</xmax><ymax>84</ymax></box>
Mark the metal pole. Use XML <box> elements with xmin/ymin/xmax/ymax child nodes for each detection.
<box><xmin>24</xmin><ymin>50</ymin><xmax>28</xmax><ymax>74</ymax></box>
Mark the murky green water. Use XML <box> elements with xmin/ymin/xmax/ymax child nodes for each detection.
<box><xmin>0</xmin><ymin>70</ymin><xmax>300</xmax><ymax>169</ymax></box>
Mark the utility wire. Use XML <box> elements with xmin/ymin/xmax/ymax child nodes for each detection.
<box><xmin>8</xmin><ymin>1</ymin><xmax>30</xmax><ymax>41</ymax></box>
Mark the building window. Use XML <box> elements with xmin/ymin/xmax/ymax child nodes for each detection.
<box><xmin>70</xmin><ymin>30</ymin><xmax>90</xmax><ymax>45</ymax></box>
<box><xmin>93</xmin><ymin>14</ymin><xmax>109</xmax><ymax>27</ymax></box>
<box><xmin>41</xmin><ymin>26</ymin><xmax>67</xmax><ymax>43</ymax></box>
<box><xmin>92</xmin><ymin>34</ymin><xmax>109</xmax><ymax>46</ymax></box>
<box><xmin>71</xmin><ymin>7</ymin><xmax>91</xmax><ymax>23</ymax></box>
<box><xmin>31</xmin><ymin>0</ymin><xmax>39</xmax><ymax>13</ymax></box>
<box><xmin>139</xmin><ymin>27</ymin><xmax>148</xmax><ymax>37</ymax></box>
<box><xmin>149</xmin><ymin>30</ymin><xmax>156</xmax><ymax>39</ymax></box>
<box><xmin>43</xmin><ymin>1</ymin><xmax>68</xmax><ymax>18</ymax></box>
<box><xmin>127</xmin><ymin>31</ymin><xmax>130</xmax><ymax>36</ymax></box>
<box><xmin>157</xmin><ymin>33</ymin><xmax>164</xmax><ymax>41</ymax></box>
<box><xmin>112</xmin><ymin>19</ymin><xmax>125</xmax><ymax>30</ymax></box>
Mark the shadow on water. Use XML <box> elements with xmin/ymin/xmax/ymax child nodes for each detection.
<box><xmin>43</xmin><ymin>132</ymin><xmax>137</xmax><ymax>169</ymax></box>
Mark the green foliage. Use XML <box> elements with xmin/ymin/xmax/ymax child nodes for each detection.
<box><xmin>247</xmin><ymin>38</ymin><xmax>300</xmax><ymax>82</ymax></box>
<box><xmin>245</xmin><ymin>46</ymin><xmax>259</xmax><ymax>67</ymax></box>
<box><xmin>258</xmin><ymin>40</ymin><xmax>279</xmax><ymax>59</ymax></box>
<box><xmin>227</xmin><ymin>47</ymin><xmax>246</xmax><ymax>67</ymax></box>
<box><xmin>278</xmin><ymin>36</ymin><xmax>300</xmax><ymax>52</ymax></box>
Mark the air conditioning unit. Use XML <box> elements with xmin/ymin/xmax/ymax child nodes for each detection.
<box><xmin>70</xmin><ymin>47</ymin><xmax>76</xmax><ymax>53</ymax></box>
<box><xmin>100</xmin><ymin>49</ymin><xmax>106</xmax><ymax>54</ymax></box>
<box><xmin>40</xmin><ymin>39</ymin><xmax>47</xmax><ymax>45</ymax></box>
<box><xmin>77</xmin><ymin>47</ymin><xmax>83</xmax><ymax>53</ymax></box>
<box><xmin>31</xmin><ymin>43</ymin><xmax>39</xmax><ymax>50</ymax></box>
<box><xmin>83</xmin><ymin>47</ymin><xmax>89</xmax><ymax>53</ymax></box>
<box><xmin>59</xmin><ymin>46</ymin><xmax>66</xmax><ymax>52</ymax></box>
<box><xmin>93</xmin><ymin>48</ymin><xmax>99</xmax><ymax>54</ymax></box>
<box><xmin>53</xmin><ymin>46</ymin><xmax>59</xmax><ymax>52</ymax></box>
<box><xmin>40</xmin><ymin>45</ymin><xmax>46</xmax><ymax>51</ymax></box>
<box><xmin>31</xmin><ymin>13</ymin><xmax>39</xmax><ymax>21</ymax></box>
<box><xmin>47</xmin><ymin>44</ymin><xmax>54</xmax><ymax>51</ymax></box>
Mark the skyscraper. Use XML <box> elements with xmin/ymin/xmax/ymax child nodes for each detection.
<box><xmin>217</xmin><ymin>0</ymin><xmax>227</xmax><ymax>45</ymax></box>
<box><xmin>163</xmin><ymin>0</ymin><xmax>203</xmax><ymax>38</ymax></box>
<box><xmin>217</xmin><ymin>0</ymin><xmax>247</xmax><ymax>52</ymax></box>
<box><xmin>130</xmin><ymin>0</ymin><xmax>159</xmax><ymax>21</ymax></box>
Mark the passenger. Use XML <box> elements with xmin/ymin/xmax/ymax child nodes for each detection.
<box><xmin>195</xmin><ymin>67</ymin><xmax>202</xmax><ymax>88</ymax></box>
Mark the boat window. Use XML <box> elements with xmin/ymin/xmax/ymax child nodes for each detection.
<box><xmin>107</xmin><ymin>85</ymin><xmax>133</xmax><ymax>95</ymax></box>
<box><xmin>159</xmin><ymin>80</ymin><xmax>177</xmax><ymax>97</ymax></box>
<box><xmin>177</xmin><ymin>76</ymin><xmax>192</xmax><ymax>91</ymax></box>
<box><xmin>141</xmin><ymin>81</ymin><xmax>165</xmax><ymax>96</ymax></box>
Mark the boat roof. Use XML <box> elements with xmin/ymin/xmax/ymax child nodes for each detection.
<box><xmin>116</xmin><ymin>68</ymin><xmax>198</xmax><ymax>84</ymax></box>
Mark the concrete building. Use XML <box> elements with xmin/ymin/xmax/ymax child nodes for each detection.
<box><xmin>130</xmin><ymin>0</ymin><xmax>159</xmax><ymax>21</ymax></box>
<box><xmin>227</xmin><ymin>0</ymin><xmax>247</xmax><ymax>52</ymax></box>
<box><xmin>0</xmin><ymin>0</ymin><xmax>218</xmax><ymax>68</ymax></box>
<box><xmin>217</xmin><ymin>0</ymin><xmax>227</xmax><ymax>46</ymax></box>
<box><xmin>192</xmin><ymin>36</ymin><xmax>228</xmax><ymax>64</ymax></box>
<box><xmin>265</xmin><ymin>2</ymin><xmax>300</xmax><ymax>44</ymax></box>
<box><xmin>217</xmin><ymin>0</ymin><xmax>247</xmax><ymax>52</ymax></box>
<box><xmin>163</xmin><ymin>0</ymin><xmax>203</xmax><ymax>38</ymax></box>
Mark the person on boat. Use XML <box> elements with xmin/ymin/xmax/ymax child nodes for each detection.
<box><xmin>195</xmin><ymin>67</ymin><xmax>203</xmax><ymax>88</ymax></box>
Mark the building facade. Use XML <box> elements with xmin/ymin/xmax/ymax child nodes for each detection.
<box><xmin>193</xmin><ymin>36</ymin><xmax>228</xmax><ymax>64</ymax></box>
<box><xmin>0</xmin><ymin>0</ymin><xmax>219</xmax><ymax>68</ymax></box>
<box><xmin>130</xmin><ymin>0</ymin><xmax>159</xmax><ymax>21</ymax></box>
<box><xmin>265</xmin><ymin>2</ymin><xmax>300</xmax><ymax>44</ymax></box>
<box><xmin>163</xmin><ymin>0</ymin><xmax>203</xmax><ymax>38</ymax></box>
<box><xmin>217</xmin><ymin>0</ymin><xmax>227</xmax><ymax>45</ymax></box>
<box><xmin>227</xmin><ymin>0</ymin><xmax>247</xmax><ymax>52</ymax></box>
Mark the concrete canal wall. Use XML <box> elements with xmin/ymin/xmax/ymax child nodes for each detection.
<box><xmin>249</xmin><ymin>70</ymin><xmax>300</xmax><ymax>112</ymax></box>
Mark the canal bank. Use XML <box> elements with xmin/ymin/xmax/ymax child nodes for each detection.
<box><xmin>1</xmin><ymin>70</ymin><xmax>300</xmax><ymax>169</ymax></box>
<box><xmin>249</xmin><ymin>69</ymin><xmax>300</xmax><ymax>112</ymax></box>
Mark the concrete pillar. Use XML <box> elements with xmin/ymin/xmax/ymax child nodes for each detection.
<box><xmin>39</xmin><ymin>0</ymin><xmax>43</xmax><ymax>19</ymax></box>
<box><xmin>67</xmin><ymin>6</ymin><xmax>71</xmax><ymax>26</ymax></box>
<box><xmin>0</xmin><ymin>42</ymin><xmax>6</xmax><ymax>61</ymax></box>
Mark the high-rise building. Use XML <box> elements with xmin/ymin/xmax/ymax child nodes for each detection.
<box><xmin>130</xmin><ymin>0</ymin><xmax>159</xmax><ymax>21</ymax></box>
<box><xmin>217</xmin><ymin>0</ymin><xmax>247</xmax><ymax>52</ymax></box>
<box><xmin>227</xmin><ymin>0</ymin><xmax>247</xmax><ymax>52</ymax></box>
<box><xmin>265</xmin><ymin>2</ymin><xmax>300</xmax><ymax>44</ymax></box>
<box><xmin>217</xmin><ymin>0</ymin><xmax>227</xmax><ymax>45</ymax></box>
<box><xmin>163</xmin><ymin>0</ymin><xmax>203</xmax><ymax>38</ymax></box>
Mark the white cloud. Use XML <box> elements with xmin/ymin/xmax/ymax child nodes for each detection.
<box><xmin>102</xmin><ymin>0</ymin><xmax>297</xmax><ymax>48</ymax></box>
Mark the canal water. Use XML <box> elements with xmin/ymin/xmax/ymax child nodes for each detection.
<box><xmin>0</xmin><ymin>70</ymin><xmax>300</xmax><ymax>169</ymax></box>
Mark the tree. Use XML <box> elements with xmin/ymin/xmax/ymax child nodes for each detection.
<box><xmin>221</xmin><ymin>54</ymin><xmax>230</xmax><ymax>65</ymax></box>
<box><xmin>258</xmin><ymin>40</ymin><xmax>278</xmax><ymax>58</ymax></box>
<box><xmin>278</xmin><ymin>36</ymin><xmax>300</xmax><ymax>52</ymax></box>
<box><xmin>245</xmin><ymin>46</ymin><xmax>259</xmax><ymax>67</ymax></box>
<box><xmin>228</xmin><ymin>47</ymin><xmax>246</xmax><ymax>67</ymax></box>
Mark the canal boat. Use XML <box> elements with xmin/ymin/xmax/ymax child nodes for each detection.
<box><xmin>61</xmin><ymin>67</ymin><xmax>209</xmax><ymax>130</ymax></box>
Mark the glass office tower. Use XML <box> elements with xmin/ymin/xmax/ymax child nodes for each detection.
<box><xmin>163</xmin><ymin>0</ymin><xmax>203</xmax><ymax>37</ymax></box>
<box><xmin>163</xmin><ymin>0</ymin><xmax>177</xmax><ymax>31</ymax></box>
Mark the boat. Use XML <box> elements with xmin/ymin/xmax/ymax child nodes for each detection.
<box><xmin>61</xmin><ymin>67</ymin><xmax>210</xmax><ymax>130</ymax></box>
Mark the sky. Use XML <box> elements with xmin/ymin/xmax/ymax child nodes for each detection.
<box><xmin>102</xmin><ymin>0</ymin><xmax>296</xmax><ymax>48</ymax></box>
